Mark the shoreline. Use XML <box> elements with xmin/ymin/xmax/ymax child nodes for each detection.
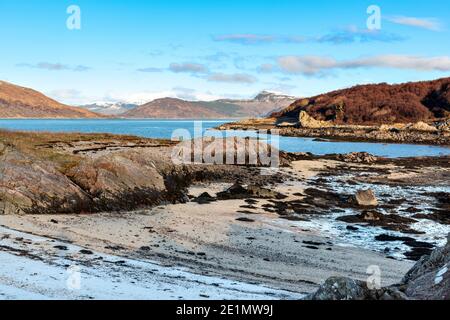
<box><xmin>216</xmin><ymin>118</ymin><xmax>450</xmax><ymax>146</ymax></box>
<box><xmin>1</xmin><ymin>130</ymin><xmax>449</xmax><ymax>299</ymax></box>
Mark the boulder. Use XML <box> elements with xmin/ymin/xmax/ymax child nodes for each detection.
<box><xmin>406</xmin><ymin>121</ymin><xmax>438</xmax><ymax>132</ymax></box>
<box><xmin>308</xmin><ymin>277</ymin><xmax>372</xmax><ymax>300</ymax></box>
<box><xmin>307</xmin><ymin>277</ymin><xmax>409</xmax><ymax>300</ymax></box>
<box><xmin>337</xmin><ymin>152</ymin><xmax>378</xmax><ymax>164</ymax></box>
<box><xmin>192</xmin><ymin>192</ymin><xmax>216</xmax><ymax>204</ymax></box>
<box><xmin>379</xmin><ymin>123</ymin><xmax>407</xmax><ymax>132</ymax></box>
<box><xmin>354</xmin><ymin>189</ymin><xmax>378</xmax><ymax>206</ymax></box>
<box><xmin>308</xmin><ymin>233</ymin><xmax>450</xmax><ymax>300</ymax></box>
<box><xmin>172</xmin><ymin>137</ymin><xmax>281</xmax><ymax>167</ymax></box>
<box><xmin>402</xmin><ymin>233</ymin><xmax>450</xmax><ymax>299</ymax></box>
<box><xmin>216</xmin><ymin>182</ymin><xmax>287</xmax><ymax>200</ymax></box>
<box><xmin>299</xmin><ymin>111</ymin><xmax>334</xmax><ymax>129</ymax></box>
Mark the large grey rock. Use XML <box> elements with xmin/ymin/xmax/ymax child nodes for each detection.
<box><xmin>401</xmin><ymin>234</ymin><xmax>450</xmax><ymax>300</ymax></box>
<box><xmin>308</xmin><ymin>277</ymin><xmax>372</xmax><ymax>300</ymax></box>
<box><xmin>307</xmin><ymin>276</ymin><xmax>408</xmax><ymax>300</ymax></box>
<box><xmin>308</xmin><ymin>234</ymin><xmax>450</xmax><ymax>300</ymax></box>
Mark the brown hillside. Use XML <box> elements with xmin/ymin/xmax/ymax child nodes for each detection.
<box><xmin>0</xmin><ymin>81</ymin><xmax>102</xmax><ymax>118</ymax></box>
<box><xmin>122</xmin><ymin>98</ymin><xmax>230</xmax><ymax>119</ymax></box>
<box><xmin>121</xmin><ymin>92</ymin><xmax>297</xmax><ymax>119</ymax></box>
<box><xmin>272</xmin><ymin>78</ymin><xmax>450</xmax><ymax>125</ymax></box>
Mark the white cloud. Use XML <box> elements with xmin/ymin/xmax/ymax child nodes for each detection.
<box><xmin>137</xmin><ymin>67</ymin><xmax>164</xmax><ymax>73</ymax></box>
<box><xmin>274</xmin><ymin>55</ymin><xmax>450</xmax><ymax>76</ymax></box>
<box><xmin>387</xmin><ymin>16</ymin><xmax>442</xmax><ymax>31</ymax></box>
<box><xmin>277</xmin><ymin>56</ymin><xmax>338</xmax><ymax>75</ymax></box>
<box><xmin>169</xmin><ymin>62</ymin><xmax>208</xmax><ymax>74</ymax></box>
<box><xmin>17</xmin><ymin>62</ymin><xmax>91</xmax><ymax>72</ymax></box>
<box><xmin>258</xmin><ymin>63</ymin><xmax>276</xmax><ymax>73</ymax></box>
<box><xmin>341</xmin><ymin>55</ymin><xmax>450</xmax><ymax>71</ymax></box>
<box><xmin>207</xmin><ymin>73</ymin><xmax>257</xmax><ymax>84</ymax></box>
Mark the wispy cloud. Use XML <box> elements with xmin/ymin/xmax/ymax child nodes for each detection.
<box><xmin>213</xmin><ymin>28</ymin><xmax>403</xmax><ymax>45</ymax></box>
<box><xmin>136</xmin><ymin>67</ymin><xmax>164</xmax><ymax>73</ymax></box>
<box><xmin>17</xmin><ymin>62</ymin><xmax>91</xmax><ymax>72</ymax></box>
<box><xmin>207</xmin><ymin>73</ymin><xmax>257</xmax><ymax>84</ymax></box>
<box><xmin>213</xmin><ymin>34</ymin><xmax>305</xmax><ymax>45</ymax></box>
<box><xmin>270</xmin><ymin>55</ymin><xmax>450</xmax><ymax>76</ymax></box>
<box><xmin>316</xmin><ymin>26</ymin><xmax>405</xmax><ymax>44</ymax></box>
<box><xmin>213</xmin><ymin>34</ymin><xmax>276</xmax><ymax>45</ymax></box>
<box><xmin>258</xmin><ymin>63</ymin><xmax>276</xmax><ymax>73</ymax></box>
<box><xmin>169</xmin><ymin>62</ymin><xmax>209</xmax><ymax>74</ymax></box>
<box><xmin>137</xmin><ymin>62</ymin><xmax>209</xmax><ymax>74</ymax></box>
<box><xmin>387</xmin><ymin>16</ymin><xmax>442</xmax><ymax>31</ymax></box>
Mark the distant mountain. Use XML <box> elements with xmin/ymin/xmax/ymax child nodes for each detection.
<box><xmin>0</xmin><ymin>81</ymin><xmax>102</xmax><ymax>118</ymax></box>
<box><xmin>215</xmin><ymin>91</ymin><xmax>298</xmax><ymax>117</ymax></box>
<box><xmin>271</xmin><ymin>77</ymin><xmax>450</xmax><ymax>125</ymax></box>
<box><xmin>122</xmin><ymin>92</ymin><xmax>298</xmax><ymax>119</ymax></box>
<box><xmin>79</xmin><ymin>102</ymin><xmax>137</xmax><ymax>116</ymax></box>
<box><xmin>122</xmin><ymin>98</ymin><xmax>228</xmax><ymax>119</ymax></box>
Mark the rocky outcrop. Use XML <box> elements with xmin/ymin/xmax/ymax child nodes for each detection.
<box><xmin>218</xmin><ymin>118</ymin><xmax>450</xmax><ymax>145</ymax></box>
<box><xmin>308</xmin><ymin>234</ymin><xmax>450</xmax><ymax>300</ymax></box>
<box><xmin>299</xmin><ymin>111</ymin><xmax>334</xmax><ymax>129</ymax></box>
<box><xmin>435</xmin><ymin>119</ymin><xmax>450</xmax><ymax>132</ymax></box>
<box><xmin>1</xmin><ymin>134</ymin><xmax>286</xmax><ymax>214</ymax></box>
<box><xmin>380</xmin><ymin>121</ymin><xmax>438</xmax><ymax>132</ymax></box>
<box><xmin>172</xmin><ymin>136</ymin><xmax>283</xmax><ymax>167</ymax></box>
<box><xmin>66</xmin><ymin>150</ymin><xmax>172</xmax><ymax>211</ymax></box>
<box><xmin>402</xmin><ymin>233</ymin><xmax>450</xmax><ymax>299</ymax></box>
<box><xmin>307</xmin><ymin>277</ymin><xmax>407</xmax><ymax>300</ymax></box>
<box><xmin>0</xmin><ymin>139</ymin><xmax>188</xmax><ymax>214</ymax></box>
<box><xmin>336</xmin><ymin>152</ymin><xmax>378</xmax><ymax>164</ymax></box>
<box><xmin>0</xmin><ymin>145</ymin><xmax>92</xmax><ymax>215</ymax></box>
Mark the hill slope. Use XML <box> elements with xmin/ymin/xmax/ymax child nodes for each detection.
<box><xmin>122</xmin><ymin>92</ymin><xmax>297</xmax><ymax>119</ymax></box>
<box><xmin>0</xmin><ymin>81</ymin><xmax>101</xmax><ymax>118</ymax></box>
<box><xmin>122</xmin><ymin>98</ymin><xmax>227</xmax><ymax>119</ymax></box>
<box><xmin>272</xmin><ymin>78</ymin><xmax>450</xmax><ymax>125</ymax></box>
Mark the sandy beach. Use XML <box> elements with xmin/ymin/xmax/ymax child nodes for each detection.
<box><xmin>0</xmin><ymin>158</ymin><xmax>422</xmax><ymax>297</ymax></box>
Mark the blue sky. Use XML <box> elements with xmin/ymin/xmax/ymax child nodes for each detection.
<box><xmin>0</xmin><ymin>0</ymin><xmax>449</xmax><ymax>104</ymax></box>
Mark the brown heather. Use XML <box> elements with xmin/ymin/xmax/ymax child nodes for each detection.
<box><xmin>272</xmin><ymin>77</ymin><xmax>450</xmax><ymax>125</ymax></box>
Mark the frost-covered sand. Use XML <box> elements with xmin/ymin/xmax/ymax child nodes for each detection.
<box><xmin>0</xmin><ymin>226</ymin><xmax>302</xmax><ymax>300</ymax></box>
<box><xmin>0</xmin><ymin>206</ymin><xmax>410</xmax><ymax>299</ymax></box>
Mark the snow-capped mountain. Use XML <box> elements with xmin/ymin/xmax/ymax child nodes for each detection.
<box><xmin>79</xmin><ymin>102</ymin><xmax>138</xmax><ymax>116</ymax></box>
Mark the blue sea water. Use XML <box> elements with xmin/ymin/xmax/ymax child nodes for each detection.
<box><xmin>0</xmin><ymin>119</ymin><xmax>449</xmax><ymax>158</ymax></box>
